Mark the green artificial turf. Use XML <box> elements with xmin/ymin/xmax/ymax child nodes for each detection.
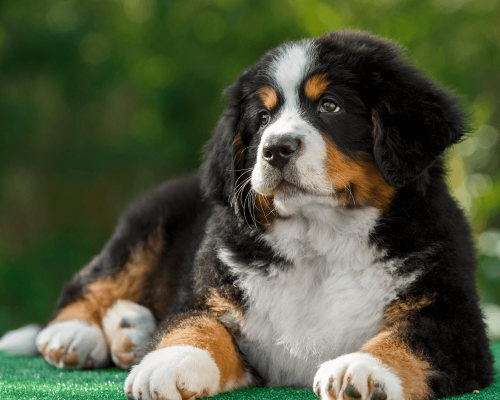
<box><xmin>1</xmin><ymin>343</ymin><xmax>499</xmax><ymax>400</ymax></box>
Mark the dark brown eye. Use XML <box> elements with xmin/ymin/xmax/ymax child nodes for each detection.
<box><xmin>320</xmin><ymin>100</ymin><xmax>341</xmax><ymax>113</ymax></box>
<box><xmin>260</xmin><ymin>113</ymin><xmax>271</xmax><ymax>126</ymax></box>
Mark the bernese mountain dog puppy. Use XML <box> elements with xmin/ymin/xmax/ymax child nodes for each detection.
<box><xmin>2</xmin><ymin>30</ymin><xmax>494</xmax><ymax>400</ymax></box>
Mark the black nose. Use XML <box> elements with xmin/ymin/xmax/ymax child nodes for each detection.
<box><xmin>262</xmin><ymin>136</ymin><xmax>301</xmax><ymax>169</ymax></box>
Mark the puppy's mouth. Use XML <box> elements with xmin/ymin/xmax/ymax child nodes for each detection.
<box><xmin>257</xmin><ymin>177</ymin><xmax>309</xmax><ymax>199</ymax></box>
<box><xmin>252</xmin><ymin>160</ymin><xmax>334</xmax><ymax>202</ymax></box>
<box><xmin>272</xmin><ymin>180</ymin><xmax>299</xmax><ymax>195</ymax></box>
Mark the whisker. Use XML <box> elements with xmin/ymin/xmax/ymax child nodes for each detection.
<box><xmin>232</xmin><ymin>175</ymin><xmax>252</xmax><ymax>208</ymax></box>
<box><xmin>228</xmin><ymin>167</ymin><xmax>253</xmax><ymax>172</ymax></box>
<box><xmin>248</xmin><ymin>189</ymin><xmax>258</xmax><ymax>228</ymax></box>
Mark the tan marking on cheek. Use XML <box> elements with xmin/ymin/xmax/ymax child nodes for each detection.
<box><xmin>233</xmin><ymin>134</ymin><xmax>244</xmax><ymax>169</ymax></box>
<box><xmin>158</xmin><ymin>316</ymin><xmax>247</xmax><ymax>391</ymax></box>
<box><xmin>52</xmin><ymin>225</ymin><xmax>164</xmax><ymax>326</ymax></box>
<box><xmin>254</xmin><ymin>193</ymin><xmax>276</xmax><ymax>228</ymax></box>
<box><xmin>371</xmin><ymin>108</ymin><xmax>378</xmax><ymax>138</ymax></box>
<box><xmin>257</xmin><ymin>86</ymin><xmax>278</xmax><ymax>110</ymax></box>
<box><xmin>382</xmin><ymin>295</ymin><xmax>435</xmax><ymax>329</ymax></box>
<box><xmin>324</xmin><ymin>137</ymin><xmax>396</xmax><ymax>211</ymax></box>
<box><xmin>361</xmin><ymin>330</ymin><xmax>433</xmax><ymax>400</ymax></box>
<box><xmin>305</xmin><ymin>73</ymin><xmax>329</xmax><ymax>100</ymax></box>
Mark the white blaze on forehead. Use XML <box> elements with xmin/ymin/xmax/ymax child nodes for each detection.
<box><xmin>270</xmin><ymin>40</ymin><xmax>315</xmax><ymax>109</ymax></box>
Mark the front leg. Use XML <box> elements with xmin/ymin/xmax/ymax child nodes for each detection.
<box><xmin>125</xmin><ymin>311</ymin><xmax>254</xmax><ymax>400</ymax></box>
<box><xmin>314</xmin><ymin>296</ymin><xmax>433</xmax><ymax>400</ymax></box>
<box><xmin>313</xmin><ymin>342</ymin><xmax>414</xmax><ymax>400</ymax></box>
<box><xmin>314</xmin><ymin>293</ymin><xmax>493</xmax><ymax>400</ymax></box>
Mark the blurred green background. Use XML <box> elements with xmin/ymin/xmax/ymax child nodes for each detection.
<box><xmin>0</xmin><ymin>0</ymin><xmax>499</xmax><ymax>339</ymax></box>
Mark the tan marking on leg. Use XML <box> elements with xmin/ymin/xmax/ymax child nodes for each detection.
<box><xmin>361</xmin><ymin>330</ymin><xmax>433</xmax><ymax>400</ymax></box>
<box><xmin>84</xmin><ymin>356</ymin><xmax>93</xmax><ymax>368</ymax></box>
<box><xmin>39</xmin><ymin>342</ymin><xmax>49</xmax><ymax>355</ymax></box>
<box><xmin>257</xmin><ymin>86</ymin><xmax>278</xmax><ymax>110</ymax></box>
<box><xmin>326</xmin><ymin>376</ymin><xmax>337</xmax><ymax>400</ymax></box>
<box><xmin>305</xmin><ymin>73</ymin><xmax>329</xmax><ymax>101</ymax></box>
<box><xmin>112</xmin><ymin>333</ymin><xmax>137</xmax><ymax>368</ymax></box>
<box><xmin>52</xmin><ymin>225</ymin><xmax>164</xmax><ymax>326</ymax></box>
<box><xmin>382</xmin><ymin>294</ymin><xmax>435</xmax><ymax>328</ymax></box>
<box><xmin>51</xmin><ymin>301</ymin><xmax>101</xmax><ymax>325</ymax></box>
<box><xmin>154</xmin><ymin>391</ymin><xmax>167</xmax><ymax>400</ymax></box>
<box><xmin>48</xmin><ymin>347</ymin><xmax>64</xmax><ymax>363</ymax></box>
<box><xmin>371</xmin><ymin>109</ymin><xmax>378</xmax><ymax>138</ymax></box>
<box><xmin>206</xmin><ymin>290</ymin><xmax>246</xmax><ymax>328</ymax></box>
<box><xmin>114</xmin><ymin>352</ymin><xmax>135</xmax><ymax>368</ymax></box>
<box><xmin>324</xmin><ymin>136</ymin><xmax>396</xmax><ymax>211</ymax></box>
<box><xmin>114</xmin><ymin>334</ymin><xmax>135</xmax><ymax>353</ymax></box>
<box><xmin>158</xmin><ymin>315</ymin><xmax>247</xmax><ymax>391</ymax></box>
<box><xmin>61</xmin><ymin>351</ymin><xmax>79</xmax><ymax>366</ymax></box>
<box><xmin>178</xmin><ymin>387</ymin><xmax>198</xmax><ymax>400</ymax></box>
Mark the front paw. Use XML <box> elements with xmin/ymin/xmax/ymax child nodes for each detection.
<box><xmin>36</xmin><ymin>320</ymin><xmax>110</xmax><ymax>369</ymax></box>
<box><xmin>124</xmin><ymin>345</ymin><xmax>221</xmax><ymax>400</ymax></box>
<box><xmin>313</xmin><ymin>353</ymin><xmax>402</xmax><ymax>400</ymax></box>
<box><xmin>102</xmin><ymin>300</ymin><xmax>157</xmax><ymax>369</ymax></box>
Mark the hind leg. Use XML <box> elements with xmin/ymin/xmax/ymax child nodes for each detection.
<box><xmin>37</xmin><ymin>175</ymin><xmax>204</xmax><ymax>369</ymax></box>
<box><xmin>37</xmin><ymin>225</ymin><xmax>164</xmax><ymax>369</ymax></box>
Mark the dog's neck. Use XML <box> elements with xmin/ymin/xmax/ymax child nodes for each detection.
<box><xmin>263</xmin><ymin>202</ymin><xmax>380</xmax><ymax>263</ymax></box>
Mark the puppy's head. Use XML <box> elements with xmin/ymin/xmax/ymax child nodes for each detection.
<box><xmin>201</xmin><ymin>30</ymin><xmax>465</xmax><ymax>223</ymax></box>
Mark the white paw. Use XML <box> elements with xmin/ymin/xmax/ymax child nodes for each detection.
<box><xmin>102</xmin><ymin>300</ymin><xmax>157</xmax><ymax>369</ymax></box>
<box><xmin>124</xmin><ymin>345</ymin><xmax>221</xmax><ymax>400</ymax></box>
<box><xmin>36</xmin><ymin>320</ymin><xmax>110</xmax><ymax>369</ymax></box>
<box><xmin>313</xmin><ymin>352</ymin><xmax>402</xmax><ymax>400</ymax></box>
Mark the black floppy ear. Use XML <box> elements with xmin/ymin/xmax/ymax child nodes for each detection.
<box><xmin>200</xmin><ymin>74</ymin><xmax>247</xmax><ymax>205</ymax></box>
<box><xmin>370</xmin><ymin>52</ymin><xmax>466</xmax><ymax>188</ymax></box>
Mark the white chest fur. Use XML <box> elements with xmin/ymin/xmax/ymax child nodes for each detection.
<box><xmin>220</xmin><ymin>204</ymin><xmax>416</xmax><ymax>387</ymax></box>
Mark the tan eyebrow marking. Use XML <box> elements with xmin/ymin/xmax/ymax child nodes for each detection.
<box><xmin>257</xmin><ymin>86</ymin><xmax>278</xmax><ymax>110</ymax></box>
<box><xmin>304</xmin><ymin>73</ymin><xmax>329</xmax><ymax>100</ymax></box>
